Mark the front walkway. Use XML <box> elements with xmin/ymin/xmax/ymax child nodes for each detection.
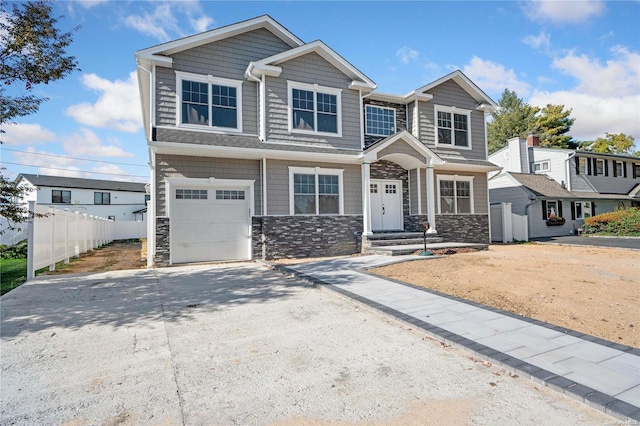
<box><xmin>275</xmin><ymin>255</ymin><xmax>640</xmax><ymax>422</ymax></box>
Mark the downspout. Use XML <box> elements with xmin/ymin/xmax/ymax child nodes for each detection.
<box><xmin>359</xmin><ymin>89</ymin><xmax>364</xmax><ymax>149</ymax></box>
<box><xmin>565</xmin><ymin>151</ymin><xmax>576</xmax><ymax>192</ymax></box>
<box><xmin>245</xmin><ymin>63</ymin><xmax>263</xmax><ymax>141</ymax></box>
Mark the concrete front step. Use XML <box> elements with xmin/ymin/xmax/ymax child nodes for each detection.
<box><xmin>367</xmin><ymin>232</ymin><xmax>426</xmax><ymax>240</ymax></box>
<box><xmin>369</xmin><ymin>237</ymin><xmax>443</xmax><ymax>247</ymax></box>
<box><xmin>368</xmin><ymin>242</ymin><xmax>489</xmax><ymax>256</ymax></box>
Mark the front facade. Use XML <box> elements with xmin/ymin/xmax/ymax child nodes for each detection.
<box><xmin>136</xmin><ymin>15</ymin><xmax>499</xmax><ymax>266</ymax></box>
<box><xmin>18</xmin><ymin>174</ymin><xmax>148</xmax><ymax>221</ymax></box>
<box><xmin>489</xmin><ymin>136</ymin><xmax>640</xmax><ymax>238</ymax></box>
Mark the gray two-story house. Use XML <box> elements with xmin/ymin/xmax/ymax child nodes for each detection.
<box><xmin>135</xmin><ymin>15</ymin><xmax>499</xmax><ymax>266</ymax></box>
<box><xmin>489</xmin><ymin>135</ymin><xmax>640</xmax><ymax>238</ymax></box>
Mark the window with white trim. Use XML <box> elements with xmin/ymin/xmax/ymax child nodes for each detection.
<box><xmin>596</xmin><ymin>159</ymin><xmax>605</xmax><ymax>175</ymax></box>
<box><xmin>574</xmin><ymin>201</ymin><xmax>592</xmax><ymax>219</ymax></box>
<box><xmin>52</xmin><ymin>190</ymin><xmax>71</xmax><ymax>204</ymax></box>
<box><xmin>534</xmin><ymin>161</ymin><xmax>550</xmax><ymax>172</ymax></box>
<box><xmin>289</xmin><ymin>167</ymin><xmax>343</xmax><ymax>215</ymax></box>
<box><xmin>579</xmin><ymin>157</ymin><xmax>588</xmax><ymax>174</ymax></box>
<box><xmin>288</xmin><ymin>82</ymin><xmax>342</xmax><ymax>136</ymax></box>
<box><xmin>615</xmin><ymin>161</ymin><xmax>623</xmax><ymax>177</ymax></box>
<box><xmin>437</xmin><ymin>175</ymin><xmax>474</xmax><ymax>214</ymax></box>
<box><xmin>176</xmin><ymin>71</ymin><xmax>242</xmax><ymax>132</ymax></box>
<box><xmin>435</xmin><ymin>106</ymin><xmax>471</xmax><ymax>149</ymax></box>
<box><xmin>365</xmin><ymin>105</ymin><xmax>396</xmax><ymax>136</ymax></box>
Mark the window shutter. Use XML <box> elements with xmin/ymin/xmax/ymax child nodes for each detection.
<box><xmin>613</xmin><ymin>162</ymin><xmax>617</xmax><ymax>177</ymax></box>
<box><xmin>593</xmin><ymin>158</ymin><xmax>597</xmax><ymax>174</ymax></box>
<box><xmin>575</xmin><ymin>157</ymin><xmax>580</xmax><ymax>175</ymax></box>
<box><xmin>623</xmin><ymin>162</ymin><xmax>627</xmax><ymax>178</ymax></box>
<box><xmin>587</xmin><ymin>158</ymin><xmax>592</xmax><ymax>175</ymax></box>
<box><xmin>571</xmin><ymin>202</ymin><xmax>575</xmax><ymax>220</ymax></box>
<box><xmin>633</xmin><ymin>163</ymin><xmax>637</xmax><ymax>179</ymax></box>
<box><xmin>558</xmin><ymin>201</ymin><xmax>563</xmax><ymax>218</ymax></box>
<box><xmin>591</xmin><ymin>202</ymin><xmax>596</xmax><ymax>217</ymax></box>
<box><xmin>542</xmin><ymin>200</ymin><xmax>548</xmax><ymax>220</ymax></box>
<box><xmin>604</xmin><ymin>160</ymin><xmax>609</xmax><ymax>176</ymax></box>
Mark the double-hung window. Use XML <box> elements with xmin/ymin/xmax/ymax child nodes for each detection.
<box><xmin>596</xmin><ymin>159</ymin><xmax>605</xmax><ymax>175</ymax></box>
<box><xmin>94</xmin><ymin>192</ymin><xmax>111</xmax><ymax>205</ymax></box>
<box><xmin>177</xmin><ymin>71</ymin><xmax>242</xmax><ymax>132</ymax></box>
<box><xmin>534</xmin><ymin>161</ymin><xmax>550</xmax><ymax>172</ymax></box>
<box><xmin>288</xmin><ymin>82</ymin><xmax>342</xmax><ymax>136</ymax></box>
<box><xmin>437</xmin><ymin>175</ymin><xmax>474</xmax><ymax>214</ymax></box>
<box><xmin>52</xmin><ymin>190</ymin><xmax>71</xmax><ymax>204</ymax></box>
<box><xmin>365</xmin><ymin>105</ymin><xmax>396</xmax><ymax>137</ymax></box>
<box><xmin>435</xmin><ymin>106</ymin><xmax>471</xmax><ymax>149</ymax></box>
<box><xmin>574</xmin><ymin>201</ymin><xmax>592</xmax><ymax>219</ymax></box>
<box><xmin>289</xmin><ymin>167</ymin><xmax>343</xmax><ymax>215</ymax></box>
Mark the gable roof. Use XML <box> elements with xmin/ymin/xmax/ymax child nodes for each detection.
<box><xmin>508</xmin><ymin>172</ymin><xmax>574</xmax><ymax>198</ymax></box>
<box><xmin>248</xmin><ymin>40</ymin><xmax>376</xmax><ymax>90</ymax></box>
<box><xmin>18</xmin><ymin>174</ymin><xmax>147</xmax><ymax>193</ymax></box>
<box><xmin>135</xmin><ymin>15</ymin><xmax>303</xmax><ymax>66</ymax></box>
<box><xmin>413</xmin><ymin>70</ymin><xmax>497</xmax><ymax>111</ymax></box>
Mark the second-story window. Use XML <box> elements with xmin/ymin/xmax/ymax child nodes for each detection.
<box><xmin>534</xmin><ymin>161</ymin><xmax>550</xmax><ymax>172</ymax></box>
<box><xmin>435</xmin><ymin>106</ymin><xmax>471</xmax><ymax>149</ymax></box>
<box><xmin>365</xmin><ymin>105</ymin><xmax>396</xmax><ymax>137</ymax></box>
<box><xmin>288</xmin><ymin>82</ymin><xmax>342</xmax><ymax>136</ymax></box>
<box><xmin>94</xmin><ymin>192</ymin><xmax>111</xmax><ymax>205</ymax></box>
<box><xmin>177</xmin><ymin>71</ymin><xmax>242</xmax><ymax>132</ymax></box>
<box><xmin>52</xmin><ymin>190</ymin><xmax>71</xmax><ymax>204</ymax></box>
<box><xmin>596</xmin><ymin>159</ymin><xmax>605</xmax><ymax>175</ymax></box>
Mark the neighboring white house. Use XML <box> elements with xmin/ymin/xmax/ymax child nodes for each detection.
<box><xmin>17</xmin><ymin>174</ymin><xmax>149</xmax><ymax>221</ymax></box>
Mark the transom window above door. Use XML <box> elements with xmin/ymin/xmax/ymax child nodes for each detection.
<box><xmin>365</xmin><ymin>105</ymin><xmax>396</xmax><ymax>137</ymax></box>
<box><xmin>288</xmin><ymin>82</ymin><xmax>342</xmax><ymax>136</ymax></box>
<box><xmin>435</xmin><ymin>105</ymin><xmax>471</xmax><ymax>149</ymax></box>
<box><xmin>176</xmin><ymin>71</ymin><xmax>242</xmax><ymax>132</ymax></box>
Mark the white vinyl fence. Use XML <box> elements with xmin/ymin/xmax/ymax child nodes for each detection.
<box><xmin>490</xmin><ymin>203</ymin><xmax>529</xmax><ymax>243</ymax></box>
<box><xmin>26</xmin><ymin>202</ymin><xmax>146</xmax><ymax>280</ymax></box>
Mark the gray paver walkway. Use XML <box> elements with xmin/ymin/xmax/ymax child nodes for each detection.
<box><xmin>276</xmin><ymin>255</ymin><xmax>640</xmax><ymax>422</ymax></box>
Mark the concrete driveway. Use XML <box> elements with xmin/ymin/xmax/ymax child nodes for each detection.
<box><xmin>1</xmin><ymin>263</ymin><xmax>613</xmax><ymax>425</ymax></box>
<box><xmin>532</xmin><ymin>235</ymin><xmax>640</xmax><ymax>250</ymax></box>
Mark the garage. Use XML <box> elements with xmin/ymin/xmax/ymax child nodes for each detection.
<box><xmin>168</xmin><ymin>179</ymin><xmax>254</xmax><ymax>264</ymax></box>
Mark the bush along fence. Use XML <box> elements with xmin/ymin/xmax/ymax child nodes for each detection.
<box><xmin>26</xmin><ymin>202</ymin><xmax>147</xmax><ymax>280</ymax></box>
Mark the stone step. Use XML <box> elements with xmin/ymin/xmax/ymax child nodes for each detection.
<box><xmin>367</xmin><ymin>232</ymin><xmax>426</xmax><ymax>240</ymax></box>
<box><xmin>368</xmin><ymin>237</ymin><xmax>443</xmax><ymax>247</ymax></box>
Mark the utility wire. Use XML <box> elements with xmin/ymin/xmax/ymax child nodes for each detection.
<box><xmin>1</xmin><ymin>161</ymin><xmax>149</xmax><ymax>179</ymax></box>
<box><xmin>0</xmin><ymin>147</ymin><xmax>148</xmax><ymax>167</ymax></box>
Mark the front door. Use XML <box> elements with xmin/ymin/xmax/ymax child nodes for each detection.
<box><xmin>370</xmin><ymin>180</ymin><xmax>403</xmax><ymax>231</ymax></box>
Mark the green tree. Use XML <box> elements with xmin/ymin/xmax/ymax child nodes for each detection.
<box><xmin>580</xmin><ymin>133</ymin><xmax>637</xmax><ymax>155</ymax></box>
<box><xmin>0</xmin><ymin>1</ymin><xmax>80</xmax><ymax>234</ymax></box>
<box><xmin>487</xmin><ymin>89</ymin><xmax>539</xmax><ymax>153</ymax></box>
<box><xmin>534</xmin><ymin>104</ymin><xmax>575</xmax><ymax>148</ymax></box>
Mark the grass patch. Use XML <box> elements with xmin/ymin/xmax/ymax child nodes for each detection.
<box><xmin>1</xmin><ymin>258</ymin><xmax>27</xmax><ymax>295</ymax></box>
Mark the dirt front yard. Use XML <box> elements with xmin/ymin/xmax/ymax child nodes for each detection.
<box><xmin>372</xmin><ymin>243</ymin><xmax>640</xmax><ymax>348</ymax></box>
<box><xmin>41</xmin><ymin>240</ymin><xmax>145</xmax><ymax>275</ymax></box>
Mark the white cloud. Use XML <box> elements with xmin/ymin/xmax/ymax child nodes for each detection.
<box><xmin>13</xmin><ymin>148</ymin><xmax>90</xmax><ymax>178</ymax></box>
<box><xmin>62</xmin><ymin>128</ymin><xmax>134</xmax><ymax>158</ymax></box>
<box><xmin>523</xmin><ymin>31</ymin><xmax>551</xmax><ymax>51</ymax></box>
<box><xmin>462</xmin><ymin>56</ymin><xmax>531</xmax><ymax>97</ymax></box>
<box><xmin>0</xmin><ymin>123</ymin><xmax>56</xmax><ymax>145</ymax></box>
<box><xmin>123</xmin><ymin>2</ymin><xmax>214</xmax><ymax>42</ymax></box>
<box><xmin>74</xmin><ymin>1</ymin><xmax>108</xmax><ymax>9</ymax></box>
<box><xmin>551</xmin><ymin>46</ymin><xmax>640</xmax><ymax>97</ymax></box>
<box><xmin>66</xmin><ymin>72</ymin><xmax>142</xmax><ymax>133</ymax></box>
<box><xmin>529</xmin><ymin>91</ymin><xmax>640</xmax><ymax>141</ymax></box>
<box><xmin>396</xmin><ymin>47</ymin><xmax>419</xmax><ymax>65</ymax></box>
<box><xmin>524</xmin><ymin>0</ymin><xmax>605</xmax><ymax>24</ymax></box>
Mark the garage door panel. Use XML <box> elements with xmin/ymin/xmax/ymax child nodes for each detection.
<box><xmin>170</xmin><ymin>185</ymin><xmax>251</xmax><ymax>264</ymax></box>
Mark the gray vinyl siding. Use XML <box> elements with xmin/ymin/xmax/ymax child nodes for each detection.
<box><xmin>154</xmin><ymin>28</ymin><xmax>292</xmax><ymax>134</ymax></box>
<box><xmin>529</xmin><ymin>200</ymin><xmax>576</xmax><ymax>238</ymax></box>
<box><xmin>417</xmin><ymin>80</ymin><xmax>487</xmax><ymax>161</ymax></box>
<box><xmin>488</xmin><ymin>175</ymin><xmax>531</xmax><ymax>216</ymax></box>
<box><xmin>378</xmin><ymin>139</ymin><xmax>425</xmax><ymax>162</ymax></box>
<box><xmin>264</xmin><ymin>159</ymin><xmax>362</xmax><ymax>215</ymax></box>
<box><xmin>265</xmin><ymin>52</ymin><xmax>361</xmax><ymax>150</ymax></box>
<box><xmin>580</xmin><ymin>159</ymin><xmax>639</xmax><ymax>194</ymax></box>
<box><xmin>155</xmin><ymin>154</ymin><xmax>262</xmax><ymax>216</ymax></box>
<box><xmin>436</xmin><ymin>171</ymin><xmax>488</xmax><ymax>214</ymax></box>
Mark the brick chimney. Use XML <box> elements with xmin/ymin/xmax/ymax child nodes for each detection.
<box><xmin>527</xmin><ymin>133</ymin><xmax>540</xmax><ymax>147</ymax></box>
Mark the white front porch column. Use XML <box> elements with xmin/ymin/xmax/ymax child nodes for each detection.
<box><xmin>361</xmin><ymin>161</ymin><xmax>372</xmax><ymax>236</ymax></box>
<box><xmin>426</xmin><ymin>159</ymin><xmax>437</xmax><ymax>234</ymax></box>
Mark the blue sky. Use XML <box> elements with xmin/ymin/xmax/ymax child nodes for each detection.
<box><xmin>2</xmin><ymin>0</ymin><xmax>639</xmax><ymax>183</ymax></box>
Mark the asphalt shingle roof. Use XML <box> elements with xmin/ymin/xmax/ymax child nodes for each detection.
<box><xmin>508</xmin><ymin>173</ymin><xmax>574</xmax><ymax>198</ymax></box>
<box><xmin>19</xmin><ymin>174</ymin><xmax>147</xmax><ymax>193</ymax></box>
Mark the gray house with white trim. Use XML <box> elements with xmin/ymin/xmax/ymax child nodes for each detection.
<box><xmin>136</xmin><ymin>15</ymin><xmax>499</xmax><ymax>266</ymax></box>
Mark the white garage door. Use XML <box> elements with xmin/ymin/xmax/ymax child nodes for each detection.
<box><xmin>170</xmin><ymin>186</ymin><xmax>251</xmax><ymax>264</ymax></box>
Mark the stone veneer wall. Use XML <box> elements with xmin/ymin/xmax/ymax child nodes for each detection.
<box><xmin>252</xmin><ymin>215</ymin><xmax>363</xmax><ymax>259</ymax></box>
<box><xmin>404</xmin><ymin>215</ymin><xmax>430</xmax><ymax>232</ymax></box>
<box><xmin>155</xmin><ymin>217</ymin><xmax>170</xmax><ymax>267</ymax></box>
<box><xmin>364</xmin><ymin>100</ymin><xmax>407</xmax><ymax>149</ymax></box>
<box><xmin>435</xmin><ymin>214</ymin><xmax>490</xmax><ymax>244</ymax></box>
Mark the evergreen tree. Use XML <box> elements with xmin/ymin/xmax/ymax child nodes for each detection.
<box><xmin>534</xmin><ymin>104</ymin><xmax>575</xmax><ymax>149</ymax></box>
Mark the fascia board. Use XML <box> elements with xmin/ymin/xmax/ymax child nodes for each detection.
<box><xmin>149</xmin><ymin>141</ymin><xmax>361</xmax><ymax>164</ymax></box>
<box><xmin>435</xmin><ymin>162</ymin><xmax>501</xmax><ymax>173</ymax></box>
<box><xmin>364</xmin><ymin>131</ymin><xmax>445</xmax><ymax>165</ymax></box>
<box><xmin>415</xmin><ymin>70</ymin><xmax>497</xmax><ymax>108</ymax></box>
<box><xmin>135</xmin><ymin>16</ymin><xmax>303</xmax><ymax>58</ymax></box>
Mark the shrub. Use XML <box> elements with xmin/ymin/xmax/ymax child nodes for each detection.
<box><xmin>0</xmin><ymin>239</ymin><xmax>28</xmax><ymax>259</ymax></box>
<box><xmin>582</xmin><ymin>208</ymin><xmax>640</xmax><ymax>236</ymax></box>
